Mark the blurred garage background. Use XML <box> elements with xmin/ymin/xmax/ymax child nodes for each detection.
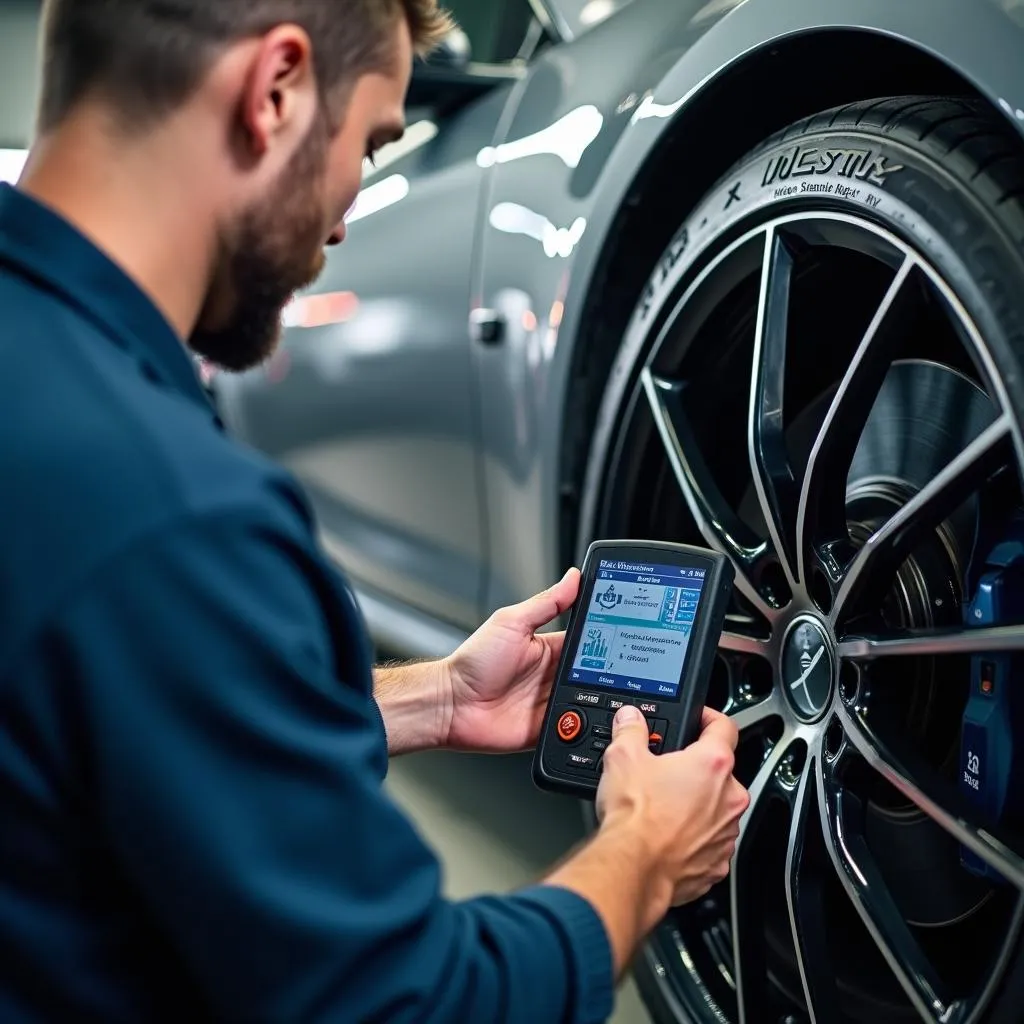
<box><xmin>0</xmin><ymin>1</ymin><xmax>647</xmax><ymax>1019</ymax></box>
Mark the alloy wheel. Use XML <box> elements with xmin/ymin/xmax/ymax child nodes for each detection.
<box><xmin>594</xmin><ymin>211</ymin><xmax>1024</xmax><ymax>1023</ymax></box>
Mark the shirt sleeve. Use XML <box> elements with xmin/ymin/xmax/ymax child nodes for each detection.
<box><xmin>44</xmin><ymin>502</ymin><xmax>614</xmax><ymax>1024</ymax></box>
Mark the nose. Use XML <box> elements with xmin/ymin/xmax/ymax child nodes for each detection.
<box><xmin>327</xmin><ymin>223</ymin><xmax>346</xmax><ymax>246</ymax></box>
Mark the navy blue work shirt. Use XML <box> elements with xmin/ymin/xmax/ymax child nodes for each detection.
<box><xmin>0</xmin><ymin>183</ymin><xmax>613</xmax><ymax>1023</ymax></box>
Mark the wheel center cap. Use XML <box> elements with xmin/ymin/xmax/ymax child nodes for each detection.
<box><xmin>782</xmin><ymin>617</ymin><xmax>835</xmax><ymax>721</ymax></box>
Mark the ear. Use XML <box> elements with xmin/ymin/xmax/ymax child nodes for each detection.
<box><xmin>239</xmin><ymin>24</ymin><xmax>317</xmax><ymax>158</ymax></box>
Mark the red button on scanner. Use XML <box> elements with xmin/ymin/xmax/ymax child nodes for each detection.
<box><xmin>557</xmin><ymin>710</ymin><xmax>584</xmax><ymax>742</ymax></box>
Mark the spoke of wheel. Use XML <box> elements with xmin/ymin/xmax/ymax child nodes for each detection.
<box><xmin>748</xmin><ymin>227</ymin><xmax>799</xmax><ymax>590</ymax></box>
<box><xmin>832</xmin><ymin>414</ymin><xmax>1013</xmax><ymax>623</ymax></box>
<box><xmin>817</xmin><ymin>753</ymin><xmax>952</xmax><ymax>1022</ymax></box>
<box><xmin>837</xmin><ymin>703</ymin><xmax>1024</xmax><ymax>889</ymax></box>
<box><xmin>727</xmin><ymin>692</ymin><xmax>782</xmax><ymax>733</ymax></box>
<box><xmin>785</xmin><ymin>756</ymin><xmax>840</xmax><ymax>1023</ymax></box>
<box><xmin>795</xmin><ymin>256</ymin><xmax>920</xmax><ymax>586</ymax></box>
<box><xmin>719</xmin><ymin>631</ymin><xmax>771</xmax><ymax>658</ymax></box>
<box><xmin>839</xmin><ymin>623</ymin><xmax>1024</xmax><ymax>661</ymax></box>
<box><xmin>642</xmin><ymin>368</ymin><xmax>779</xmax><ymax>621</ymax></box>
<box><xmin>731</xmin><ymin>729</ymin><xmax>795</xmax><ymax>1023</ymax></box>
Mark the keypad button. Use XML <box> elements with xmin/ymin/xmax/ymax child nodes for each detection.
<box><xmin>591</xmin><ymin>739</ymin><xmax>608</xmax><ymax>753</ymax></box>
<box><xmin>556</xmin><ymin>710</ymin><xmax>585</xmax><ymax>743</ymax></box>
<box><xmin>566</xmin><ymin>753</ymin><xmax>597</xmax><ymax>771</ymax></box>
<box><xmin>573</xmin><ymin>691</ymin><xmax>603</xmax><ymax>707</ymax></box>
<box><xmin>591</xmin><ymin>724</ymin><xmax>612</xmax><ymax>740</ymax></box>
<box><xmin>606</xmin><ymin>697</ymin><xmax>632</xmax><ymax>713</ymax></box>
<box><xmin>636</xmin><ymin>700</ymin><xmax>660</xmax><ymax>716</ymax></box>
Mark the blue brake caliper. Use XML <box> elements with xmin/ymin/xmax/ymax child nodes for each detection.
<box><xmin>961</xmin><ymin>523</ymin><xmax>1024</xmax><ymax>881</ymax></box>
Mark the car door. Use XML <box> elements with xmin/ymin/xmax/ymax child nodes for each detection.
<box><xmin>215</xmin><ymin>1</ymin><xmax>543</xmax><ymax>629</ymax></box>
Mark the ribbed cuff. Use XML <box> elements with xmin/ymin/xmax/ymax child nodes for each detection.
<box><xmin>515</xmin><ymin>885</ymin><xmax>615</xmax><ymax>1024</ymax></box>
<box><xmin>368</xmin><ymin>696</ymin><xmax>390</xmax><ymax>778</ymax></box>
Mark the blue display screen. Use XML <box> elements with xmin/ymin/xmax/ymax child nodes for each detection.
<box><xmin>567</xmin><ymin>558</ymin><xmax>706</xmax><ymax>698</ymax></box>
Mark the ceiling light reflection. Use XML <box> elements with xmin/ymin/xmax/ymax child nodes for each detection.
<box><xmin>579</xmin><ymin>0</ymin><xmax>617</xmax><ymax>26</ymax></box>
<box><xmin>690</xmin><ymin>0</ymin><xmax>750</xmax><ymax>25</ymax></box>
<box><xmin>0</xmin><ymin>148</ymin><xmax>28</xmax><ymax>184</ymax></box>
<box><xmin>477</xmin><ymin>105</ymin><xmax>604</xmax><ymax>170</ymax></box>
<box><xmin>489</xmin><ymin>202</ymin><xmax>587</xmax><ymax>258</ymax></box>
<box><xmin>630</xmin><ymin>94</ymin><xmax>686</xmax><ymax>125</ymax></box>
<box><xmin>346</xmin><ymin>174</ymin><xmax>410</xmax><ymax>225</ymax></box>
<box><xmin>362</xmin><ymin>120</ymin><xmax>438</xmax><ymax>178</ymax></box>
<box><xmin>998</xmin><ymin>97</ymin><xmax>1024</xmax><ymax>121</ymax></box>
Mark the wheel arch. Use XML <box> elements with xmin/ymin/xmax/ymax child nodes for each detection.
<box><xmin>554</xmin><ymin>16</ymin><xmax>1024</xmax><ymax>568</ymax></box>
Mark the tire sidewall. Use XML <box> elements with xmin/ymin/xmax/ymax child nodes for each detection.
<box><xmin>578</xmin><ymin>124</ymin><xmax>1024</xmax><ymax>1021</ymax></box>
<box><xmin>580</xmin><ymin>125</ymin><xmax>1024</xmax><ymax>558</ymax></box>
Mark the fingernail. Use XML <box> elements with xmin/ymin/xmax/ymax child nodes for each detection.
<box><xmin>614</xmin><ymin>705</ymin><xmax>642</xmax><ymax>728</ymax></box>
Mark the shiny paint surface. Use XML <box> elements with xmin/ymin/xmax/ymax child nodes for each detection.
<box><xmin>478</xmin><ymin>0</ymin><xmax>1024</xmax><ymax>615</ymax></box>
<box><xmin>218</xmin><ymin>0</ymin><xmax>1024</xmax><ymax>645</ymax></box>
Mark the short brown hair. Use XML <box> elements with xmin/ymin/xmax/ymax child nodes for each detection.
<box><xmin>37</xmin><ymin>0</ymin><xmax>453</xmax><ymax>134</ymax></box>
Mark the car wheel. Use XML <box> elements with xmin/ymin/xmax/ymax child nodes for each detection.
<box><xmin>577</xmin><ymin>97</ymin><xmax>1024</xmax><ymax>1023</ymax></box>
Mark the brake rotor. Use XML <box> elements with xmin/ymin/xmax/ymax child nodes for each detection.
<box><xmin>840</xmin><ymin>360</ymin><xmax>996</xmax><ymax>928</ymax></box>
<box><xmin>846</xmin><ymin>358</ymin><xmax>998</xmax><ymax>579</ymax></box>
<box><xmin>753</xmin><ymin>359</ymin><xmax>1000</xmax><ymax>933</ymax></box>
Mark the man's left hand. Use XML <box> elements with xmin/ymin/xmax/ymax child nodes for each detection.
<box><xmin>441</xmin><ymin>568</ymin><xmax>581</xmax><ymax>753</ymax></box>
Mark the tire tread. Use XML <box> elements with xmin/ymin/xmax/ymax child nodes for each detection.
<box><xmin>821</xmin><ymin>96</ymin><xmax>1024</xmax><ymax>246</ymax></box>
<box><xmin>733</xmin><ymin>96</ymin><xmax>1024</xmax><ymax>249</ymax></box>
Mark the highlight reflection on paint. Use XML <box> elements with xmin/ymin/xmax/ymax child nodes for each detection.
<box><xmin>489</xmin><ymin>202</ymin><xmax>587</xmax><ymax>258</ymax></box>
<box><xmin>477</xmin><ymin>106</ymin><xmax>604</xmax><ymax>170</ymax></box>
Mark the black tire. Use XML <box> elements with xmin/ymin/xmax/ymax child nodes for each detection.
<box><xmin>579</xmin><ymin>97</ymin><xmax>1024</xmax><ymax>1023</ymax></box>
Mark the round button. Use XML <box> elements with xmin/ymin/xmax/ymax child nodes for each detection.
<box><xmin>556</xmin><ymin>710</ymin><xmax>585</xmax><ymax>743</ymax></box>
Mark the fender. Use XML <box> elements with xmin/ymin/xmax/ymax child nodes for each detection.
<box><xmin>473</xmin><ymin>0</ymin><xmax>1024</xmax><ymax>612</ymax></box>
<box><xmin>559</xmin><ymin>0</ymin><xmax>1024</xmax><ymax>335</ymax></box>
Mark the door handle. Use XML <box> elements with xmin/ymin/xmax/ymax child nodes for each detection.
<box><xmin>469</xmin><ymin>307</ymin><xmax>506</xmax><ymax>345</ymax></box>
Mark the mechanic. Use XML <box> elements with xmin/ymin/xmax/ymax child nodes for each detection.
<box><xmin>0</xmin><ymin>1</ymin><xmax>750</xmax><ymax>1022</ymax></box>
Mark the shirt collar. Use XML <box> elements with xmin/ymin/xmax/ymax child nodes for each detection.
<box><xmin>0</xmin><ymin>183</ymin><xmax>218</xmax><ymax>420</ymax></box>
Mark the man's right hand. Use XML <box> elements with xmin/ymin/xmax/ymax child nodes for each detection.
<box><xmin>598</xmin><ymin>704</ymin><xmax>749</xmax><ymax>929</ymax></box>
<box><xmin>544</xmin><ymin>703</ymin><xmax>750</xmax><ymax>976</ymax></box>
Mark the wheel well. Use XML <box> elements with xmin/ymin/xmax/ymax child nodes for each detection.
<box><xmin>558</xmin><ymin>27</ymin><xmax>1017</xmax><ymax>565</ymax></box>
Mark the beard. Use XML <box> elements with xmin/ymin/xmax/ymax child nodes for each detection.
<box><xmin>189</xmin><ymin>111</ymin><xmax>330</xmax><ymax>373</ymax></box>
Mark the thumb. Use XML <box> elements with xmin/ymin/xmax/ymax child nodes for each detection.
<box><xmin>612</xmin><ymin>704</ymin><xmax>648</xmax><ymax>743</ymax></box>
<box><xmin>510</xmin><ymin>567</ymin><xmax>581</xmax><ymax>631</ymax></box>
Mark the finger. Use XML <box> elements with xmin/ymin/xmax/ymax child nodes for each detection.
<box><xmin>611</xmin><ymin>704</ymin><xmax>650</xmax><ymax>746</ymax></box>
<box><xmin>671</xmin><ymin>881</ymin><xmax>711</xmax><ymax>907</ymax></box>
<box><xmin>507</xmin><ymin>567</ymin><xmax>581</xmax><ymax>632</ymax></box>
<box><xmin>729</xmin><ymin>778</ymin><xmax>752</xmax><ymax>816</ymax></box>
<box><xmin>700</xmin><ymin>706</ymin><xmax>740</xmax><ymax>751</ymax></box>
<box><xmin>700</xmin><ymin>705</ymin><xmax>731</xmax><ymax>729</ymax></box>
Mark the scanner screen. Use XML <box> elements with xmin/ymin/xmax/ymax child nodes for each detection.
<box><xmin>567</xmin><ymin>559</ymin><xmax>706</xmax><ymax>699</ymax></box>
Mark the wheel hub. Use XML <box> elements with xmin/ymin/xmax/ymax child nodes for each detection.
<box><xmin>780</xmin><ymin>616</ymin><xmax>836</xmax><ymax>722</ymax></box>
